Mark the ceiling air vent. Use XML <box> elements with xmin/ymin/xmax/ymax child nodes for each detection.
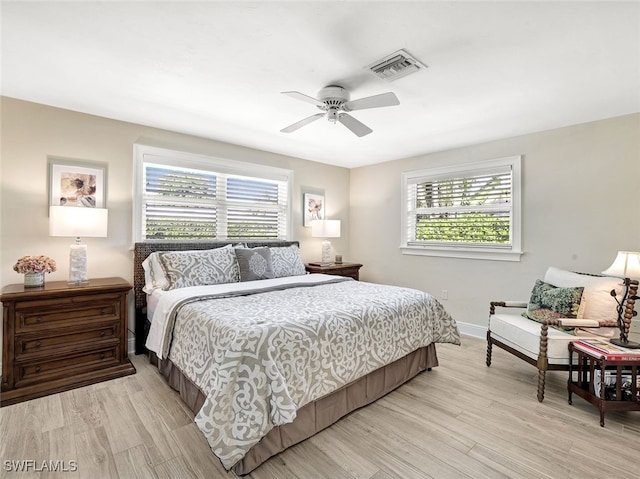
<box><xmin>366</xmin><ymin>49</ymin><xmax>427</xmax><ymax>81</ymax></box>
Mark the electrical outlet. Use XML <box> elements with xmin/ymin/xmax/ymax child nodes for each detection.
<box><xmin>441</xmin><ymin>289</ymin><xmax>448</xmax><ymax>300</ymax></box>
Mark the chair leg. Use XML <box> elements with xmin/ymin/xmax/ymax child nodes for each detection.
<box><xmin>537</xmin><ymin>369</ymin><xmax>546</xmax><ymax>402</ymax></box>
<box><xmin>536</xmin><ymin>324</ymin><xmax>549</xmax><ymax>402</ymax></box>
<box><xmin>486</xmin><ymin>332</ymin><xmax>493</xmax><ymax>367</ymax></box>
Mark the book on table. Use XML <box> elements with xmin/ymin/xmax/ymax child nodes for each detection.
<box><xmin>573</xmin><ymin>338</ymin><xmax>640</xmax><ymax>361</ymax></box>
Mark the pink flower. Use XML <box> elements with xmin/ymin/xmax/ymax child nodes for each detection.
<box><xmin>13</xmin><ymin>255</ymin><xmax>57</xmax><ymax>274</ymax></box>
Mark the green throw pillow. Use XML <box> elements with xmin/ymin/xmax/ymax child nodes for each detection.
<box><xmin>522</xmin><ymin>279</ymin><xmax>584</xmax><ymax>325</ymax></box>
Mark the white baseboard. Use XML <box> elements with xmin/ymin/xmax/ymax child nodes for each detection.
<box><xmin>457</xmin><ymin>321</ymin><xmax>486</xmax><ymax>339</ymax></box>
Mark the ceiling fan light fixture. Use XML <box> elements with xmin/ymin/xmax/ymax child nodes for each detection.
<box><xmin>366</xmin><ymin>49</ymin><xmax>427</xmax><ymax>81</ymax></box>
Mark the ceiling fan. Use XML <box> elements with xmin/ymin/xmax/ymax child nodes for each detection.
<box><xmin>280</xmin><ymin>85</ymin><xmax>400</xmax><ymax>137</ymax></box>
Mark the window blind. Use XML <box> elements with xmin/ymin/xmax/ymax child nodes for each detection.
<box><xmin>406</xmin><ymin>165</ymin><xmax>513</xmax><ymax>246</ymax></box>
<box><xmin>140</xmin><ymin>161</ymin><xmax>289</xmax><ymax>241</ymax></box>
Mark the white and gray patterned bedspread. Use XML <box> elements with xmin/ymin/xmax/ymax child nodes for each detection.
<box><xmin>147</xmin><ymin>275</ymin><xmax>460</xmax><ymax>469</ymax></box>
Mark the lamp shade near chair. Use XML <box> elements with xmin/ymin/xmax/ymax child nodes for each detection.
<box><xmin>49</xmin><ymin>206</ymin><xmax>108</xmax><ymax>284</ymax></box>
<box><xmin>602</xmin><ymin>251</ymin><xmax>640</xmax><ymax>348</ymax></box>
<box><xmin>311</xmin><ymin>219</ymin><xmax>341</xmax><ymax>265</ymax></box>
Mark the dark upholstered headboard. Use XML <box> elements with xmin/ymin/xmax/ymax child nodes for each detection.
<box><xmin>133</xmin><ymin>241</ymin><xmax>300</xmax><ymax>354</ymax></box>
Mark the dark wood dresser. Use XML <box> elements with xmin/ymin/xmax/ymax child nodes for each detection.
<box><xmin>1</xmin><ymin>277</ymin><xmax>135</xmax><ymax>406</ymax></box>
<box><xmin>305</xmin><ymin>262</ymin><xmax>363</xmax><ymax>280</ymax></box>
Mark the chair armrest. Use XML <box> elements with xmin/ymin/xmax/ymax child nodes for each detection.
<box><xmin>578</xmin><ymin>319</ymin><xmax>619</xmax><ymax>328</ymax></box>
<box><xmin>489</xmin><ymin>301</ymin><xmax>527</xmax><ymax>314</ymax></box>
<box><xmin>557</xmin><ymin>318</ymin><xmax>600</xmax><ymax>328</ymax></box>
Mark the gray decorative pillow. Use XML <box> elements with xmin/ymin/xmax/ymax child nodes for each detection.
<box><xmin>235</xmin><ymin>247</ymin><xmax>274</xmax><ymax>281</ymax></box>
<box><xmin>271</xmin><ymin>245</ymin><xmax>306</xmax><ymax>278</ymax></box>
<box><xmin>159</xmin><ymin>245</ymin><xmax>240</xmax><ymax>290</ymax></box>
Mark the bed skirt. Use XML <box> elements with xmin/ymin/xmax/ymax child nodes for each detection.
<box><xmin>159</xmin><ymin>343</ymin><xmax>438</xmax><ymax>475</ymax></box>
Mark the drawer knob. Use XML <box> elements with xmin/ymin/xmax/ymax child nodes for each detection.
<box><xmin>35</xmin><ymin>366</ymin><xmax>41</xmax><ymax>373</ymax></box>
<box><xmin>100</xmin><ymin>353</ymin><xmax>105</xmax><ymax>359</ymax></box>
<box><xmin>100</xmin><ymin>308</ymin><xmax>106</xmax><ymax>315</ymax></box>
<box><xmin>100</xmin><ymin>331</ymin><xmax>106</xmax><ymax>337</ymax></box>
<box><xmin>35</xmin><ymin>317</ymin><xmax>42</xmax><ymax>323</ymax></box>
<box><xmin>35</xmin><ymin>341</ymin><xmax>41</xmax><ymax>348</ymax></box>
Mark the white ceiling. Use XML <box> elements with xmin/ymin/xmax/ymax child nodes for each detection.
<box><xmin>2</xmin><ymin>1</ymin><xmax>639</xmax><ymax>169</ymax></box>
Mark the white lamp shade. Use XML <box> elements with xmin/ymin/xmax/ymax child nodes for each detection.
<box><xmin>602</xmin><ymin>251</ymin><xmax>640</xmax><ymax>279</ymax></box>
<box><xmin>49</xmin><ymin>206</ymin><xmax>109</xmax><ymax>238</ymax></box>
<box><xmin>311</xmin><ymin>219</ymin><xmax>341</xmax><ymax>238</ymax></box>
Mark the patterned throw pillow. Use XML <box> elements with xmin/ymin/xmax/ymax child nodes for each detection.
<box><xmin>523</xmin><ymin>279</ymin><xmax>584</xmax><ymax>323</ymax></box>
<box><xmin>159</xmin><ymin>245</ymin><xmax>240</xmax><ymax>290</ymax></box>
<box><xmin>235</xmin><ymin>247</ymin><xmax>274</xmax><ymax>281</ymax></box>
<box><xmin>270</xmin><ymin>245</ymin><xmax>306</xmax><ymax>278</ymax></box>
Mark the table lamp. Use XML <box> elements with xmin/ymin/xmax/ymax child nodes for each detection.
<box><xmin>311</xmin><ymin>219</ymin><xmax>341</xmax><ymax>266</ymax></box>
<box><xmin>49</xmin><ymin>206</ymin><xmax>109</xmax><ymax>284</ymax></box>
<box><xmin>602</xmin><ymin>251</ymin><xmax>640</xmax><ymax>349</ymax></box>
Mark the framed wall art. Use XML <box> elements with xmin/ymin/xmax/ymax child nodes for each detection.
<box><xmin>303</xmin><ymin>191</ymin><xmax>325</xmax><ymax>227</ymax></box>
<box><xmin>49</xmin><ymin>158</ymin><xmax>107</xmax><ymax>208</ymax></box>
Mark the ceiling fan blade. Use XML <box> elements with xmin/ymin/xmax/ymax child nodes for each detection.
<box><xmin>338</xmin><ymin>113</ymin><xmax>373</xmax><ymax>137</ymax></box>
<box><xmin>280</xmin><ymin>113</ymin><xmax>325</xmax><ymax>133</ymax></box>
<box><xmin>281</xmin><ymin>91</ymin><xmax>325</xmax><ymax>108</ymax></box>
<box><xmin>343</xmin><ymin>92</ymin><xmax>400</xmax><ymax>111</ymax></box>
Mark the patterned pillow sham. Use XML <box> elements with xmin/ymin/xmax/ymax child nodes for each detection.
<box><xmin>522</xmin><ymin>279</ymin><xmax>584</xmax><ymax>323</ymax></box>
<box><xmin>235</xmin><ymin>247</ymin><xmax>274</xmax><ymax>281</ymax></box>
<box><xmin>159</xmin><ymin>245</ymin><xmax>240</xmax><ymax>290</ymax></box>
<box><xmin>141</xmin><ymin>252</ymin><xmax>170</xmax><ymax>293</ymax></box>
<box><xmin>270</xmin><ymin>245</ymin><xmax>306</xmax><ymax>278</ymax></box>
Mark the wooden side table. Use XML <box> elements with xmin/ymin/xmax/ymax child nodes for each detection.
<box><xmin>1</xmin><ymin>277</ymin><xmax>136</xmax><ymax>406</ymax></box>
<box><xmin>568</xmin><ymin>342</ymin><xmax>640</xmax><ymax>426</ymax></box>
<box><xmin>305</xmin><ymin>262</ymin><xmax>363</xmax><ymax>280</ymax></box>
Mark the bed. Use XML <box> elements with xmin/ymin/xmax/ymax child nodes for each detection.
<box><xmin>133</xmin><ymin>241</ymin><xmax>460</xmax><ymax>475</ymax></box>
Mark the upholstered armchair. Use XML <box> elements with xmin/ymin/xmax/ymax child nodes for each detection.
<box><xmin>486</xmin><ymin>267</ymin><xmax>639</xmax><ymax>402</ymax></box>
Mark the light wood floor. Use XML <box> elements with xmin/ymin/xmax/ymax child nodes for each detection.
<box><xmin>2</xmin><ymin>336</ymin><xmax>639</xmax><ymax>479</ymax></box>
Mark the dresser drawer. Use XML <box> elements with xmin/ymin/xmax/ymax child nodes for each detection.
<box><xmin>15</xmin><ymin>293</ymin><xmax>122</xmax><ymax>332</ymax></box>
<box><xmin>15</xmin><ymin>322</ymin><xmax>118</xmax><ymax>359</ymax></box>
<box><xmin>15</xmin><ymin>346</ymin><xmax>120</xmax><ymax>387</ymax></box>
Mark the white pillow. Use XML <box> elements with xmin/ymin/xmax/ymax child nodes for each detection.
<box><xmin>142</xmin><ymin>252</ymin><xmax>170</xmax><ymax>293</ymax></box>
<box><xmin>543</xmin><ymin>267</ymin><xmax>624</xmax><ymax>321</ymax></box>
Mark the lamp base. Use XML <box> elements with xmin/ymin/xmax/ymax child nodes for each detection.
<box><xmin>321</xmin><ymin>239</ymin><xmax>332</xmax><ymax>266</ymax></box>
<box><xmin>68</xmin><ymin>244</ymin><xmax>88</xmax><ymax>284</ymax></box>
<box><xmin>610</xmin><ymin>337</ymin><xmax>640</xmax><ymax>349</ymax></box>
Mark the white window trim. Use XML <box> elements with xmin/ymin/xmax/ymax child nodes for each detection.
<box><xmin>400</xmin><ymin>155</ymin><xmax>523</xmax><ymax>262</ymax></box>
<box><xmin>133</xmin><ymin>144</ymin><xmax>293</xmax><ymax>242</ymax></box>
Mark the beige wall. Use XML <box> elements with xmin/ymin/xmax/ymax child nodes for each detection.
<box><xmin>0</xmin><ymin>97</ymin><xmax>351</xmax><ymax>338</ymax></box>
<box><xmin>350</xmin><ymin>113</ymin><xmax>640</xmax><ymax>336</ymax></box>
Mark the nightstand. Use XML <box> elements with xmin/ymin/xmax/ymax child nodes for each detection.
<box><xmin>1</xmin><ymin>277</ymin><xmax>136</xmax><ymax>406</ymax></box>
<box><xmin>305</xmin><ymin>262</ymin><xmax>363</xmax><ymax>280</ymax></box>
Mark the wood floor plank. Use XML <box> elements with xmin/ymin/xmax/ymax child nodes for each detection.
<box><xmin>308</xmin><ymin>425</ymin><xmax>380</xmax><ymax>478</ymax></box>
<box><xmin>170</xmin><ymin>423</ymin><xmax>232</xmax><ymax>478</ymax></box>
<box><xmin>74</xmin><ymin>425</ymin><xmax>119</xmax><ymax>478</ymax></box>
<box><xmin>100</xmin><ymin>391</ymin><xmax>145</xmax><ymax>454</ymax></box>
<box><xmin>113</xmin><ymin>444</ymin><xmax>158</xmax><ymax>479</ymax></box>
<box><xmin>154</xmin><ymin>455</ymin><xmax>199</xmax><ymax>479</ymax></box>
<box><xmin>259</xmin><ymin>438</ymin><xmax>358</xmax><ymax>479</ymax></box>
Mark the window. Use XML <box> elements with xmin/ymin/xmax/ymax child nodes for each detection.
<box><xmin>133</xmin><ymin>145</ymin><xmax>292</xmax><ymax>241</ymax></box>
<box><xmin>401</xmin><ymin>156</ymin><xmax>522</xmax><ymax>261</ymax></box>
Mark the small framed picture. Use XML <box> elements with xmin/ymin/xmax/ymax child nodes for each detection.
<box><xmin>303</xmin><ymin>192</ymin><xmax>325</xmax><ymax>227</ymax></box>
<box><xmin>49</xmin><ymin>158</ymin><xmax>107</xmax><ymax>208</ymax></box>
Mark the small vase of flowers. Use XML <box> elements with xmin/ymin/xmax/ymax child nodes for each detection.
<box><xmin>13</xmin><ymin>255</ymin><xmax>57</xmax><ymax>287</ymax></box>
